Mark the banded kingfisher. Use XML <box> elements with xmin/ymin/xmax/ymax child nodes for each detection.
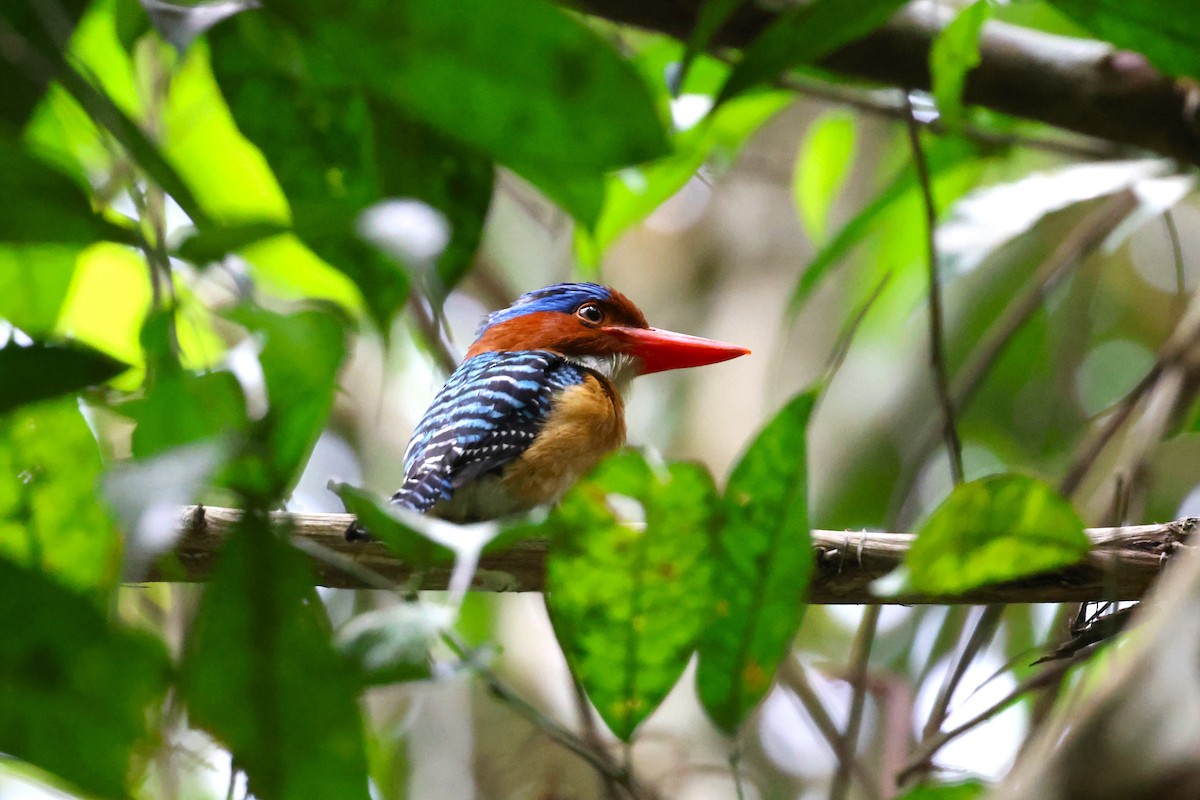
<box><xmin>392</xmin><ymin>283</ymin><xmax>750</xmax><ymax>523</ymax></box>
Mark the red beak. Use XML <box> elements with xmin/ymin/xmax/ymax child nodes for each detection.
<box><xmin>604</xmin><ymin>326</ymin><xmax>751</xmax><ymax>375</ymax></box>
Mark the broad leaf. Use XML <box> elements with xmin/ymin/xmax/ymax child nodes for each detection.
<box><xmin>242</xmin><ymin>0</ymin><xmax>668</xmax><ymax>225</ymax></box>
<box><xmin>54</xmin><ymin>62</ymin><xmax>212</xmax><ymax>227</ymax></box>
<box><xmin>0</xmin><ymin>245</ymin><xmax>79</xmax><ymax>334</ymax></box>
<box><xmin>0</xmin><ymin>0</ymin><xmax>89</xmax><ymax>129</ymax></box>
<box><xmin>794</xmin><ymin>109</ymin><xmax>857</xmax><ymax>243</ymax></box>
<box><xmin>312</xmin><ymin>0</ymin><xmax>671</xmax><ymax>172</ymax></box>
<box><xmin>126</xmin><ymin>369</ymin><xmax>247</xmax><ymax>459</ymax></box>
<box><xmin>332</xmin><ymin>482</ymin><xmax>455</xmax><ymax>567</ymax></box>
<box><xmin>930</xmin><ymin>0</ymin><xmax>990</xmax><ymax>132</ymax></box>
<box><xmin>906</xmin><ymin>474</ymin><xmax>1089</xmax><ymax>595</ymax></box>
<box><xmin>790</xmin><ymin>136</ymin><xmax>984</xmax><ymax>312</ymax></box>
<box><xmin>1047</xmin><ymin>0</ymin><xmax>1200</xmax><ymax>80</ymax></box>
<box><xmin>546</xmin><ymin>451</ymin><xmax>719</xmax><ymax>740</ymax></box>
<box><xmin>717</xmin><ymin>0</ymin><xmax>909</xmax><ymax>105</ymax></box>
<box><xmin>0</xmin><ymin>557</ymin><xmax>170</xmax><ymax>799</ymax></box>
<box><xmin>676</xmin><ymin>0</ymin><xmax>745</xmax><ymax>95</ymax></box>
<box><xmin>367</xmin><ymin>99</ymin><xmax>495</xmax><ymax>292</ymax></box>
<box><xmin>0</xmin><ymin>137</ymin><xmax>131</xmax><ymax>246</ymax></box>
<box><xmin>335</xmin><ymin>604</ymin><xmax>442</xmax><ymax>687</ymax></box>
<box><xmin>897</xmin><ymin>780</ymin><xmax>986</xmax><ymax>800</ymax></box>
<box><xmin>0</xmin><ymin>399</ymin><xmax>123</xmax><ymax>593</ymax></box>
<box><xmin>183</xmin><ymin>514</ymin><xmax>370</xmax><ymax>800</ymax></box>
<box><xmin>578</xmin><ymin>91</ymin><xmax>789</xmax><ymax>266</ymax></box>
<box><xmin>225</xmin><ymin>306</ymin><xmax>346</xmax><ymax>500</ymax></box>
<box><xmin>204</xmin><ymin>22</ymin><xmax>411</xmax><ymax>330</ymax></box>
<box><xmin>0</xmin><ymin>340</ymin><xmax>129</xmax><ymax>414</ymax></box>
<box><xmin>697</xmin><ymin>391</ymin><xmax>816</xmax><ymax>733</ymax></box>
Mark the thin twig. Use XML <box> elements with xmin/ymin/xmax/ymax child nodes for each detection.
<box><xmin>778</xmin><ymin>659</ymin><xmax>883</xmax><ymax>800</ymax></box>
<box><xmin>904</xmin><ymin>91</ymin><xmax>964</xmax><ymax>485</ymax></box>
<box><xmin>729</xmin><ymin>748</ymin><xmax>747</xmax><ymax>800</ymax></box>
<box><xmin>829</xmin><ymin>605</ymin><xmax>881</xmax><ymax>800</ymax></box>
<box><xmin>1166</xmin><ymin>210</ymin><xmax>1186</xmax><ymax>319</ymax></box>
<box><xmin>920</xmin><ymin>605</ymin><xmax>1003</xmax><ymax>744</ymax></box>
<box><xmin>442</xmin><ymin>632</ymin><xmax>652</xmax><ymax>800</ymax></box>
<box><xmin>408</xmin><ymin>293</ymin><xmax>459</xmax><ymax>375</ymax></box>
<box><xmin>821</xmin><ymin>272</ymin><xmax>892</xmax><ymax>389</ymax></box>
<box><xmin>1057</xmin><ymin>365</ymin><xmax>1162</xmax><ymax>497</ymax></box>
<box><xmin>887</xmin><ymin>191</ymin><xmax>1139</xmax><ymax>518</ymax></box>
<box><xmin>899</xmin><ymin>656</ymin><xmax>1074</xmax><ymax>785</ymax></box>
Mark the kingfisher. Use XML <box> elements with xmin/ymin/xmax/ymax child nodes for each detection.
<box><xmin>391</xmin><ymin>282</ymin><xmax>749</xmax><ymax>523</ymax></box>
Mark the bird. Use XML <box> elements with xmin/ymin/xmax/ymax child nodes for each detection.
<box><xmin>391</xmin><ymin>282</ymin><xmax>750</xmax><ymax>523</ymax></box>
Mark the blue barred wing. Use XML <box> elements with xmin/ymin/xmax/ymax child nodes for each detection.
<box><xmin>393</xmin><ymin>350</ymin><xmax>586</xmax><ymax>513</ymax></box>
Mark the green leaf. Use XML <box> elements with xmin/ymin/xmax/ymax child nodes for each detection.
<box><xmin>175</xmin><ymin>221</ymin><xmax>291</xmax><ymax>265</ymax></box>
<box><xmin>203</xmin><ymin>23</ymin><xmax>409</xmax><ymax>330</ymax></box>
<box><xmin>315</xmin><ymin>0</ymin><xmax>670</xmax><ymax>172</ymax></box>
<box><xmin>1046</xmin><ymin>0</ymin><xmax>1200</xmax><ymax>80</ymax></box>
<box><xmin>0</xmin><ymin>245</ymin><xmax>79</xmax><ymax>334</ymax></box>
<box><xmin>717</xmin><ymin>0</ymin><xmax>909</xmax><ymax>105</ymax></box>
<box><xmin>0</xmin><ymin>556</ymin><xmax>170</xmax><ymax>799</ymax></box>
<box><xmin>906</xmin><ymin>474</ymin><xmax>1090</xmax><ymax>595</ymax></box>
<box><xmin>789</xmin><ymin>136</ymin><xmax>983</xmax><ymax>312</ymax></box>
<box><xmin>676</xmin><ymin>0</ymin><xmax>745</xmax><ymax>95</ymax></box>
<box><xmin>897</xmin><ymin>780</ymin><xmax>986</xmax><ymax>800</ymax></box>
<box><xmin>54</xmin><ymin>62</ymin><xmax>212</xmax><ymax>227</ymax></box>
<box><xmin>367</xmin><ymin>98</ymin><xmax>495</xmax><ymax>292</ymax></box>
<box><xmin>930</xmin><ymin>0</ymin><xmax>990</xmax><ymax>132</ymax></box>
<box><xmin>697</xmin><ymin>391</ymin><xmax>816</xmax><ymax>734</ymax></box>
<box><xmin>0</xmin><ymin>137</ymin><xmax>132</xmax><ymax>246</ymax></box>
<box><xmin>0</xmin><ymin>0</ymin><xmax>89</xmax><ymax>130</ymax></box>
<box><xmin>225</xmin><ymin>306</ymin><xmax>346</xmax><ymax>500</ymax></box>
<box><xmin>794</xmin><ymin>110</ymin><xmax>857</xmax><ymax>243</ymax></box>
<box><xmin>0</xmin><ymin>399</ymin><xmax>123</xmax><ymax>594</ymax></box>
<box><xmin>546</xmin><ymin>451</ymin><xmax>719</xmax><ymax>740</ymax></box>
<box><xmin>335</xmin><ymin>604</ymin><xmax>440</xmax><ymax>687</ymax></box>
<box><xmin>579</xmin><ymin>91</ymin><xmax>789</xmax><ymax>265</ymax></box>
<box><xmin>130</xmin><ymin>305</ymin><xmax>246</xmax><ymax>460</ymax></box>
<box><xmin>332</xmin><ymin>482</ymin><xmax>455</xmax><ymax>567</ymax></box>
<box><xmin>182</xmin><ymin>514</ymin><xmax>370</xmax><ymax>800</ymax></box>
<box><xmin>0</xmin><ymin>340</ymin><xmax>129</xmax><ymax>414</ymax></box>
<box><xmin>237</xmin><ymin>0</ymin><xmax>667</xmax><ymax>225</ymax></box>
<box><xmin>126</xmin><ymin>369</ymin><xmax>248</xmax><ymax>459</ymax></box>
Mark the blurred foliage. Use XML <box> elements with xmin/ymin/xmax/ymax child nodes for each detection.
<box><xmin>2</xmin><ymin>0</ymin><xmax>1200</xmax><ymax>796</ymax></box>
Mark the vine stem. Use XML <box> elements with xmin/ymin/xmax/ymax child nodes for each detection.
<box><xmin>829</xmin><ymin>605</ymin><xmax>881</xmax><ymax>800</ymax></box>
<box><xmin>904</xmin><ymin>91</ymin><xmax>964</xmax><ymax>485</ymax></box>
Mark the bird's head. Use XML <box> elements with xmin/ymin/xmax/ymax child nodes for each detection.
<box><xmin>465</xmin><ymin>283</ymin><xmax>749</xmax><ymax>382</ymax></box>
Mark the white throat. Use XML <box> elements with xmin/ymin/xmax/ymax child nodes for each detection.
<box><xmin>567</xmin><ymin>353</ymin><xmax>639</xmax><ymax>390</ymax></box>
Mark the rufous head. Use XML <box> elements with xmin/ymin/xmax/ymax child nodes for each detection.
<box><xmin>465</xmin><ymin>282</ymin><xmax>750</xmax><ymax>377</ymax></box>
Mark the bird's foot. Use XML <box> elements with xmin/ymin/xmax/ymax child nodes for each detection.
<box><xmin>344</xmin><ymin>520</ymin><xmax>373</xmax><ymax>542</ymax></box>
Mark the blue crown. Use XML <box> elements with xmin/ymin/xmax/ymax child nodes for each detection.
<box><xmin>477</xmin><ymin>283</ymin><xmax>613</xmax><ymax>335</ymax></box>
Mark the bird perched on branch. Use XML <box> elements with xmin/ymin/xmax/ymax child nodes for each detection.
<box><xmin>392</xmin><ymin>282</ymin><xmax>749</xmax><ymax>523</ymax></box>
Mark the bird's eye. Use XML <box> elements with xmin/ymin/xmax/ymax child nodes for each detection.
<box><xmin>577</xmin><ymin>303</ymin><xmax>604</xmax><ymax>324</ymax></box>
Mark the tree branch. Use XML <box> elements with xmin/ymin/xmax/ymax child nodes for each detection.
<box><xmin>155</xmin><ymin>506</ymin><xmax>1197</xmax><ymax>602</ymax></box>
<box><xmin>571</xmin><ymin>0</ymin><xmax>1200</xmax><ymax>165</ymax></box>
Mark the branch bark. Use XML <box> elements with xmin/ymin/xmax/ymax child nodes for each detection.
<box><xmin>572</xmin><ymin>0</ymin><xmax>1200</xmax><ymax>166</ymax></box>
<box><xmin>155</xmin><ymin>506</ymin><xmax>1197</xmax><ymax>603</ymax></box>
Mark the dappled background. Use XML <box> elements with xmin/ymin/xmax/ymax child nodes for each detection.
<box><xmin>4</xmin><ymin>0</ymin><xmax>1200</xmax><ymax>798</ymax></box>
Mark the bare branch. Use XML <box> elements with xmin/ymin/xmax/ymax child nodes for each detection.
<box><xmin>155</xmin><ymin>506</ymin><xmax>1197</xmax><ymax>603</ymax></box>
